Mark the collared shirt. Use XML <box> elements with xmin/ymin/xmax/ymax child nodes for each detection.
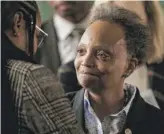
<box><xmin>53</xmin><ymin>14</ymin><xmax>88</xmax><ymax>64</ymax></box>
<box><xmin>84</xmin><ymin>84</ymin><xmax>136</xmax><ymax>134</ymax></box>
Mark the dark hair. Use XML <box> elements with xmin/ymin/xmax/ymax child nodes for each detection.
<box><xmin>2</xmin><ymin>1</ymin><xmax>38</xmax><ymax>30</ymax></box>
<box><xmin>2</xmin><ymin>1</ymin><xmax>39</xmax><ymax>56</ymax></box>
<box><xmin>90</xmin><ymin>4</ymin><xmax>151</xmax><ymax>65</ymax></box>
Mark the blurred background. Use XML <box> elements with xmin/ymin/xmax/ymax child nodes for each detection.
<box><xmin>37</xmin><ymin>1</ymin><xmax>164</xmax><ymax>22</ymax></box>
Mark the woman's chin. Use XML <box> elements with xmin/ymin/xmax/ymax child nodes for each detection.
<box><xmin>79</xmin><ymin>80</ymin><xmax>99</xmax><ymax>90</ymax></box>
<box><xmin>77</xmin><ymin>74</ymin><xmax>102</xmax><ymax>89</ymax></box>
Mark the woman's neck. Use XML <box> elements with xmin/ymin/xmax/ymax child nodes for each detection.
<box><xmin>87</xmin><ymin>85</ymin><xmax>125</xmax><ymax>121</ymax></box>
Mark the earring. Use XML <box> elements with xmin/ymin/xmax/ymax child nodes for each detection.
<box><xmin>14</xmin><ymin>32</ymin><xmax>17</xmax><ymax>36</ymax></box>
<box><xmin>122</xmin><ymin>73</ymin><xmax>129</xmax><ymax>78</ymax></box>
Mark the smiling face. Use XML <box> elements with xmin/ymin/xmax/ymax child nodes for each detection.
<box><xmin>75</xmin><ymin>20</ymin><xmax>130</xmax><ymax>92</ymax></box>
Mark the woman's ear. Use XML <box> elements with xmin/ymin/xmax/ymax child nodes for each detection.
<box><xmin>123</xmin><ymin>58</ymin><xmax>138</xmax><ymax>78</ymax></box>
<box><xmin>12</xmin><ymin>11</ymin><xmax>24</xmax><ymax>37</ymax></box>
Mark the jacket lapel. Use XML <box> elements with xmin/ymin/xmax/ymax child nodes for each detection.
<box><xmin>122</xmin><ymin>89</ymin><xmax>147</xmax><ymax>134</ymax></box>
<box><xmin>73</xmin><ymin>89</ymin><xmax>88</xmax><ymax>133</ymax></box>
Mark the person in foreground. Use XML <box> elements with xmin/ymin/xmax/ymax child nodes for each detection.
<box><xmin>2</xmin><ymin>1</ymin><xmax>84</xmax><ymax>134</ymax></box>
<box><xmin>68</xmin><ymin>4</ymin><xmax>164</xmax><ymax>134</ymax></box>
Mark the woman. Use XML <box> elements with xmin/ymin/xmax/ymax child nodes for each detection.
<box><xmin>59</xmin><ymin>1</ymin><xmax>164</xmax><ymax>110</ymax></box>
<box><xmin>2</xmin><ymin>1</ymin><xmax>84</xmax><ymax>134</ymax></box>
<box><xmin>70</xmin><ymin>4</ymin><xmax>164</xmax><ymax>134</ymax></box>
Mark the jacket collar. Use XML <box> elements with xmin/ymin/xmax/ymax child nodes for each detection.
<box><xmin>73</xmin><ymin>88</ymin><xmax>147</xmax><ymax>133</ymax></box>
<box><xmin>72</xmin><ymin>89</ymin><xmax>88</xmax><ymax>133</ymax></box>
<box><xmin>2</xmin><ymin>34</ymin><xmax>37</xmax><ymax>64</ymax></box>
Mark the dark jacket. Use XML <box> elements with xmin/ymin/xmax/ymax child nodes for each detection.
<box><xmin>148</xmin><ymin>62</ymin><xmax>164</xmax><ymax>111</ymax></box>
<box><xmin>2</xmin><ymin>34</ymin><xmax>18</xmax><ymax>134</ymax></box>
<box><xmin>35</xmin><ymin>19</ymin><xmax>61</xmax><ymax>74</ymax></box>
<box><xmin>67</xmin><ymin>89</ymin><xmax>164</xmax><ymax>134</ymax></box>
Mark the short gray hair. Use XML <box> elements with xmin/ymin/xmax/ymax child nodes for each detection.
<box><xmin>89</xmin><ymin>4</ymin><xmax>151</xmax><ymax>65</ymax></box>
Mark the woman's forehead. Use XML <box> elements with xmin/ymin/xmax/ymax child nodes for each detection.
<box><xmin>80</xmin><ymin>20</ymin><xmax>125</xmax><ymax>46</ymax></box>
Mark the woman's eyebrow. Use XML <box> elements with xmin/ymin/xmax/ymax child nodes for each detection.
<box><xmin>94</xmin><ymin>45</ymin><xmax>114</xmax><ymax>55</ymax></box>
<box><xmin>77</xmin><ymin>44</ymin><xmax>85</xmax><ymax>49</ymax></box>
<box><xmin>77</xmin><ymin>42</ymin><xmax>86</xmax><ymax>47</ymax></box>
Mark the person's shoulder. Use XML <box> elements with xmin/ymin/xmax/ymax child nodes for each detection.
<box><xmin>144</xmin><ymin>102</ymin><xmax>164</xmax><ymax>126</ymax></box>
<box><xmin>28</xmin><ymin>62</ymin><xmax>59</xmax><ymax>85</ymax></box>
<box><xmin>7</xmin><ymin>59</ymin><xmax>49</xmax><ymax>78</ymax></box>
<box><xmin>7</xmin><ymin>60</ymin><xmax>38</xmax><ymax>75</ymax></box>
<box><xmin>13</xmin><ymin>60</ymin><xmax>64</xmax><ymax>93</ymax></box>
<box><xmin>21</xmin><ymin>61</ymin><xmax>58</xmax><ymax>84</ymax></box>
<box><xmin>145</xmin><ymin>102</ymin><xmax>164</xmax><ymax>117</ymax></box>
<box><xmin>7</xmin><ymin>60</ymin><xmax>49</xmax><ymax>90</ymax></box>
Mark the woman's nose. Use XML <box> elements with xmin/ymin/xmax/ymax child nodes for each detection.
<box><xmin>81</xmin><ymin>53</ymin><xmax>96</xmax><ymax>68</ymax></box>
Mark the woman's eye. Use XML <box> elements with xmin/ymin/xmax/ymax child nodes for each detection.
<box><xmin>77</xmin><ymin>48</ymin><xmax>86</xmax><ymax>56</ymax></box>
<box><xmin>97</xmin><ymin>50</ymin><xmax>110</xmax><ymax>61</ymax></box>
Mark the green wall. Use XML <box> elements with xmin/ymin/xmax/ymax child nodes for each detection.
<box><xmin>37</xmin><ymin>1</ymin><xmax>53</xmax><ymax>22</ymax></box>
